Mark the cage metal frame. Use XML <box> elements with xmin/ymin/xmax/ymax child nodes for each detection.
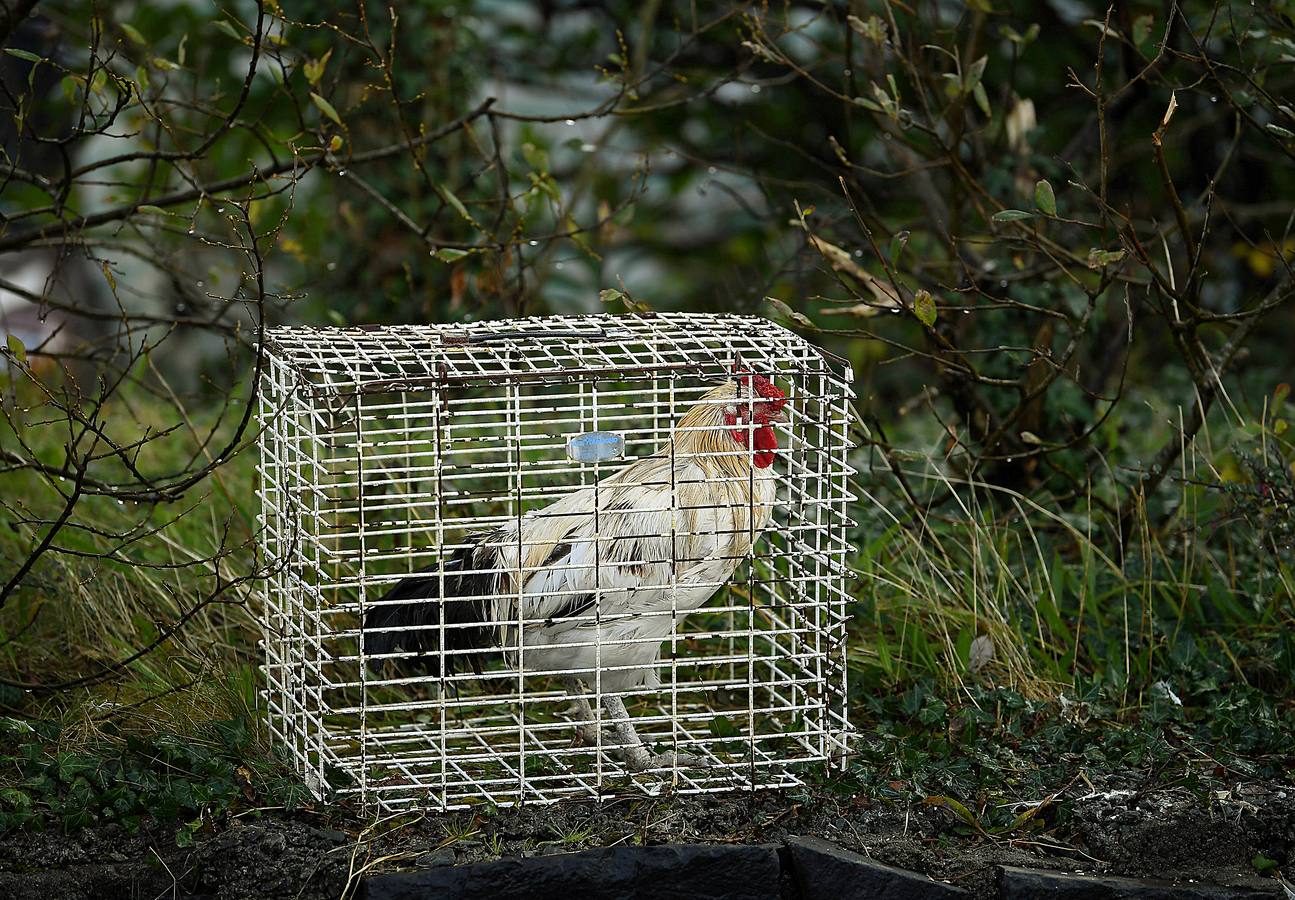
<box><xmin>257</xmin><ymin>313</ymin><xmax>855</xmax><ymax>812</ymax></box>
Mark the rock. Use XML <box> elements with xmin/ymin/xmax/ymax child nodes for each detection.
<box><xmin>414</xmin><ymin>848</ymin><xmax>456</xmax><ymax>868</ymax></box>
<box><xmin>363</xmin><ymin>842</ymin><xmax>783</xmax><ymax>900</ymax></box>
<box><xmin>997</xmin><ymin>865</ymin><xmax>1281</xmax><ymax>899</ymax></box>
<box><xmin>785</xmin><ymin>836</ymin><xmax>969</xmax><ymax>899</ymax></box>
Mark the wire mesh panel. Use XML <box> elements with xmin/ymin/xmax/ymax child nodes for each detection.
<box><xmin>257</xmin><ymin>313</ymin><xmax>855</xmax><ymax>812</ymax></box>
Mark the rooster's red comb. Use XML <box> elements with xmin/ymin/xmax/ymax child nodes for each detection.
<box><xmin>730</xmin><ymin>367</ymin><xmax>787</xmax><ymax>408</ymax></box>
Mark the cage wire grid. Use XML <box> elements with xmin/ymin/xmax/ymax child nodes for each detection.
<box><xmin>256</xmin><ymin>313</ymin><xmax>855</xmax><ymax>812</ymax></box>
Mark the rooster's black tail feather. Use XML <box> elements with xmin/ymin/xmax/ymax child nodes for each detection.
<box><xmin>361</xmin><ymin>535</ymin><xmax>496</xmax><ymax>676</ymax></box>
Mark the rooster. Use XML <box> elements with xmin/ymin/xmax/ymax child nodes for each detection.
<box><xmin>363</xmin><ymin>372</ymin><xmax>788</xmax><ymax>771</ymax></box>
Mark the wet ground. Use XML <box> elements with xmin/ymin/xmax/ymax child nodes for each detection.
<box><xmin>1</xmin><ymin>772</ymin><xmax>1290</xmax><ymax>899</ymax></box>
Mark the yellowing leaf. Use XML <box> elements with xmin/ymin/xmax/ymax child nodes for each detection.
<box><xmin>807</xmin><ymin>236</ymin><xmax>901</xmax><ymax>311</ymax></box>
<box><xmin>120</xmin><ymin>23</ymin><xmax>147</xmax><ymax>45</ymax></box>
<box><xmin>6</xmin><ymin>334</ymin><xmax>26</xmax><ymax>364</ymax></box>
<box><xmin>912</xmin><ymin>289</ymin><xmax>937</xmax><ymax>327</ymax></box>
<box><xmin>304</xmin><ymin>49</ymin><xmax>332</xmax><ymax>86</ymax></box>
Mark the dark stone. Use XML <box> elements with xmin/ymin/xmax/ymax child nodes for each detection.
<box><xmin>998</xmin><ymin>865</ymin><xmax>1281</xmax><ymax>899</ymax></box>
<box><xmin>363</xmin><ymin>842</ymin><xmax>783</xmax><ymax>900</ymax></box>
<box><xmin>786</xmin><ymin>836</ymin><xmax>970</xmax><ymax>899</ymax></box>
<box><xmin>414</xmin><ymin>848</ymin><xmax>456</xmax><ymax>868</ymax></box>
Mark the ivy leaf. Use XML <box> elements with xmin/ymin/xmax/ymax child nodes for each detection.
<box><xmin>1034</xmin><ymin>179</ymin><xmax>1056</xmax><ymax>216</ymax></box>
<box><xmin>310</xmin><ymin>92</ymin><xmax>342</xmax><ymax>126</ymax></box>
<box><xmin>992</xmin><ymin>209</ymin><xmax>1033</xmax><ymax>222</ymax></box>
<box><xmin>708</xmin><ymin>714</ymin><xmax>739</xmax><ymax>739</ymax></box>
<box><xmin>912</xmin><ymin>289</ymin><xmax>937</xmax><ymax>327</ymax></box>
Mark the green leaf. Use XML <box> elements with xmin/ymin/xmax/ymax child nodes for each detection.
<box><xmin>888</xmin><ymin>230</ymin><xmax>910</xmax><ymax>266</ymax></box>
<box><xmin>1034</xmin><ymin>179</ymin><xmax>1056</xmax><ymax>216</ymax></box>
<box><xmin>521</xmin><ymin>142</ymin><xmax>549</xmax><ymax>172</ymax></box>
<box><xmin>598</xmin><ymin>288</ymin><xmax>625</xmax><ymax>305</ymax></box>
<box><xmin>310</xmin><ymin>92</ymin><xmax>342</xmax><ymax>126</ymax></box>
<box><xmin>212</xmin><ymin>20</ymin><xmax>242</xmax><ymax>41</ymax></box>
<box><xmin>708</xmin><ymin>715</ymin><xmax>739</xmax><ymax>739</ymax></box>
<box><xmin>4</xmin><ymin>49</ymin><xmax>43</xmax><ymax>64</ymax></box>
<box><xmin>120</xmin><ymin>23</ymin><xmax>147</xmax><ymax>45</ymax></box>
<box><xmin>433</xmin><ymin>248</ymin><xmax>470</xmax><ymax>263</ymax></box>
<box><xmin>963</xmin><ymin>55</ymin><xmax>988</xmax><ymax>92</ymax></box>
<box><xmin>1132</xmin><ymin>14</ymin><xmax>1154</xmax><ymax>49</ymax></box>
<box><xmin>136</xmin><ymin>205</ymin><xmax>167</xmax><ymax>216</ymax></box>
<box><xmin>766</xmin><ymin>295</ymin><xmax>815</xmax><ymax>329</ymax></box>
<box><xmin>438</xmin><ymin>185</ymin><xmax>477</xmax><ymax>227</ymax></box>
<box><xmin>992</xmin><ymin>209</ymin><xmax>1033</xmax><ymax>222</ymax></box>
<box><xmin>1251</xmin><ymin>851</ymin><xmax>1279</xmax><ymax>873</ymax></box>
<box><xmin>972</xmin><ymin>81</ymin><xmax>991</xmax><ymax>118</ymax></box>
<box><xmin>6</xmin><ymin>334</ymin><xmax>26</xmax><ymax>364</ymax></box>
<box><xmin>912</xmin><ymin>289</ymin><xmax>937</xmax><ymax>328</ymax></box>
<box><xmin>1266</xmin><ymin>123</ymin><xmax>1294</xmax><ymax>140</ymax></box>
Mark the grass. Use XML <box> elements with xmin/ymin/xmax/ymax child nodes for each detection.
<box><xmin>0</xmin><ymin>368</ymin><xmax>1292</xmax><ymax>845</ymax></box>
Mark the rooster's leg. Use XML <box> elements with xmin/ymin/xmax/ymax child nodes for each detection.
<box><xmin>601</xmin><ymin>694</ymin><xmax>654</xmax><ymax>771</ymax></box>
<box><xmin>601</xmin><ymin>694</ymin><xmax>712</xmax><ymax>772</ymax></box>
<box><xmin>562</xmin><ymin>677</ymin><xmax>600</xmax><ymax>746</ymax></box>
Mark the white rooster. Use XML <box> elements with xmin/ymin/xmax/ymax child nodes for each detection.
<box><xmin>363</xmin><ymin>372</ymin><xmax>787</xmax><ymax>770</ymax></box>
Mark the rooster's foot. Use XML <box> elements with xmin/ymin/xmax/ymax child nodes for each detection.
<box><xmin>621</xmin><ymin>748</ymin><xmax>714</xmax><ymax>773</ymax></box>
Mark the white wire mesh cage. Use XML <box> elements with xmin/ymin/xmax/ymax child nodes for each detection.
<box><xmin>256</xmin><ymin>313</ymin><xmax>855</xmax><ymax>813</ymax></box>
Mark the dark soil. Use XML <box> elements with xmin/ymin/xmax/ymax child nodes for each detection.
<box><xmin>1</xmin><ymin>774</ymin><xmax>1290</xmax><ymax>899</ymax></box>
